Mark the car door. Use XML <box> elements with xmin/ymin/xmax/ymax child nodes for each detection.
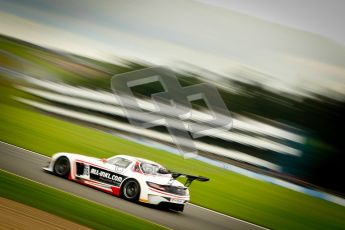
<box><xmin>87</xmin><ymin>157</ymin><xmax>130</xmax><ymax>188</ymax></box>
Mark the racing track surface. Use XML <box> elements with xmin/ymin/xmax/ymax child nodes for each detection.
<box><xmin>0</xmin><ymin>142</ymin><xmax>266</xmax><ymax>230</ymax></box>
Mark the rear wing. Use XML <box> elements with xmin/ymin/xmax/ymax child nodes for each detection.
<box><xmin>171</xmin><ymin>172</ymin><xmax>209</xmax><ymax>187</ymax></box>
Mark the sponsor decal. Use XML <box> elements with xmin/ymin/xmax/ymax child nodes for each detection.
<box><xmin>89</xmin><ymin>166</ymin><xmax>126</xmax><ymax>186</ymax></box>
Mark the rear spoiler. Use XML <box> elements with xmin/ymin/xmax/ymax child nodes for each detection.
<box><xmin>171</xmin><ymin>172</ymin><xmax>209</xmax><ymax>187</ymax></box>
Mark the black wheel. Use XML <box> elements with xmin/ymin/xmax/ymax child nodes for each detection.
<box><xmin>173</xmin><ymin>204</ymin><xmax>184</xmax><ymax>212</ymax></box>
<box><xmin>160</xmin><ymin>202</ymin><xmax>185</xmax><ymax>212</ymax></box>
<box><xmin>53</xmin><ymin>156</ymin><xmax>70</xmax><ymax>178</ymax></box>
<box><xmin>121</xmin><ymin>179</ymin><xmax>140</xmax><ymax>201</ymax></box>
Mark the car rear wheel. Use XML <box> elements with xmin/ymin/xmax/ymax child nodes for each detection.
<box><xmin>122</xmin><ymin>179</ymin><xmax>140</xmax><ymax>201</ymax></box>
<box><xmin>172</xmin><ymin>204</ymin><xmax>184</xmax><ymax>212</ymax></box>
<box><xmin>159</xmin><ymin>202</ymin><xmax>185</xmax><ymax>212</ymax></box>
<box><xmin>53</xmin><ymin>156</ymin><xmax>70</xmax><ymax>178</ymax></box>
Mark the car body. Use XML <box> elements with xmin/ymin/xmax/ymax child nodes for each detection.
<box><xmin>43</xmin><ymin>153</ymin><xmax>209</xmax><ymax>212</ymax></box>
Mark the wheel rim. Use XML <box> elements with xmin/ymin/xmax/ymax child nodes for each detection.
<box><xmin>124</xmin><ymin>181</ymin><xmax>139</xmax><ymax>199</ymax></box>
<box><xmin>55</xmin><ymin>158</ymin><xmax>69</xmax><ymax>175</ymax></box>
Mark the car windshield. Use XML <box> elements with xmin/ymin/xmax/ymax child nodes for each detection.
<box><xmin>140</xmin><ymin>162</ymin><xmax>167</xmax><ymax>174</ymax></box>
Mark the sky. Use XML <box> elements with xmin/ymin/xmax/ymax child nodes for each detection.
<box><xmin>197</xmin><ymin>0</ymin><xmax>345</xmax><ymax>45</ymax></box>
<box><xmin>0</xmin><ymin>0</ymin><xmax>344</xmax><ymax>98</ymax></box>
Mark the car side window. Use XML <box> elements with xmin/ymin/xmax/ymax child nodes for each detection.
<box><xmin>108</xmin><ymin>157</ymin><xmax>131</xmax><ymax>168</ymax></box>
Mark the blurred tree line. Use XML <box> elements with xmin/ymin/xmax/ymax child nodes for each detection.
<box><xmin>1</xmin><ymin>34</ymin><xmax>344</xmax><ymax>194</ymax></box>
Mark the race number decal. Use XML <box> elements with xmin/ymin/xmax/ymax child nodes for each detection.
<box><xmin>89</xmin><ymin>166</ymin><xmax>126</xmax><ymax>186</ymax></box>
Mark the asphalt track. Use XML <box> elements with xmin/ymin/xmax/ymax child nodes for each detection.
<box><xmin>0</xmin><ymin>142</ymin><xmax>266</xmax><ymax>230</ymax></box>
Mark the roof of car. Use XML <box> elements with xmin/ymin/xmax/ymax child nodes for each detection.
<box><xmin>114</xmin><ymin>154</ymin><xmax>161</xmax><ymax>166</ymax></box>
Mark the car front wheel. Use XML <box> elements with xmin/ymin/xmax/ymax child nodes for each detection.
<box><xmin>53</xmin><ymin>156</ymin><xmax>70</xmax><ymax>178</ymax></box>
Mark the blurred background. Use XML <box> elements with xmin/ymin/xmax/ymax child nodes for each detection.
<box><xmin>0</xmin><ymin>0</ymin><xmax>345</xmax><ymax>228</ymax></box>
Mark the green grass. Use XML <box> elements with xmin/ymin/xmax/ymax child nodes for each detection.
<box><xmin>1</xmin><ymin>83</ymin><xmax>345</xmax><ymax>230</ymax></box>
<box><xmin>0</xmin><ymin>170</ymin><xmax>165</xmax><ymax>230</ymax></box>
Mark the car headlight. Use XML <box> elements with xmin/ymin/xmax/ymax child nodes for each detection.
<box><xmin>146</xmin><ymin>182</ymin><xmax>167</xmax><ymax>191</ymax></box>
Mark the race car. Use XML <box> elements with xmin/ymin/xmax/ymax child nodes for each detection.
<box><xmin>43</xmin><ymin>153</ymin><xmax>209</xmax><ymax>212</ymax></box>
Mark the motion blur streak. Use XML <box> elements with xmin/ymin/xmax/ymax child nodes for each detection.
<box><xmin>14</xmin><ymin>96</ymin><xmax>280</xmax><ymax>171</ymax></box>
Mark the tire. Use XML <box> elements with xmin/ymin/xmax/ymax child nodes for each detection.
<box><xmin>121</xmin><ymin>179</ymin><xmax>140</xmax><ymax>201</ymax></box>
<box><xmin>160</xmin><ymin>202</ymin><xmax>185</xmax><ymax>212</ymax></box>
<box><xmin>53</xmin><ymin>156</ymin><xmax>70</xmax><ymax>178</ymax></box>
<box><xmin>173</xmin><ymin>204</ymin><xmax>184</xmax><ymax>212</ymax></box>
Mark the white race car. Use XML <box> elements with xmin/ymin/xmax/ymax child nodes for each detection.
<box><xmin>43</xmin><ymin>153</ymin><xmax>209</xmax><ymax>212</ymax></box>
